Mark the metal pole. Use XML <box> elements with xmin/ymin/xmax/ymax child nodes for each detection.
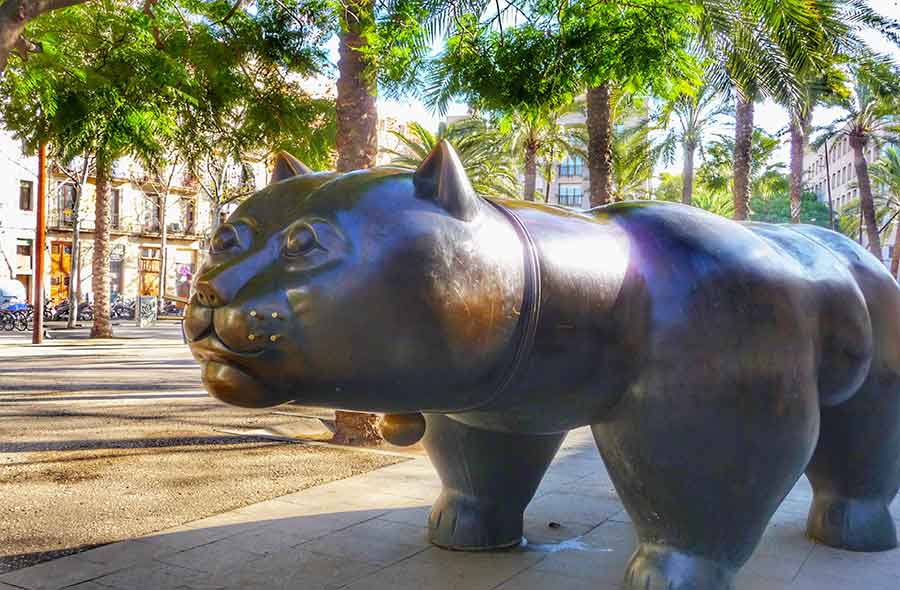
<box><xmin>32</xmin><ymin>142</ymin><xmax>47</xmax><ymax>344</ymax></box>
<box><xmin>823</xmin><ymin>140</ymin><xmax>835</xmax><ymax>231</ymax></box>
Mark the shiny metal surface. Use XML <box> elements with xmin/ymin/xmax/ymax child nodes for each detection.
<box><xmin>185</xmin><ymin>142</ymin><xmax>900</xmax><ymax>590</ymax></box>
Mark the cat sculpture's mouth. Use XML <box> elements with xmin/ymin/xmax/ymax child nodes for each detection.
<box><xmin>189</xmin><ymin>333</ymin><xmax>280</xmax><ymax>408</ymax></box>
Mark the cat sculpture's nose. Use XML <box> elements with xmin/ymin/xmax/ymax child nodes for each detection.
<box><xmin>195</xmin><ymin>279</ymin><xmax>226</xmax><ymax>308</ymax></box>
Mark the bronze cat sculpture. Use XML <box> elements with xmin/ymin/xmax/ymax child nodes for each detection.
<box><xmin>185</xmin><ymin>142</ymin><xmax>900</xmax><ymax>590</ymax></box>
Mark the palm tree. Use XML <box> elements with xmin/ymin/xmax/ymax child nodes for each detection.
<box><xmin>782</xmin><ymin>0</ymin><xmax>898</xmax><ymax>225</ymax></box>
<box><xmin>499</xmin><ymin>105</ymin><xmax>585</xmax><ymax>202</ymax></box>
<box><xmin>820</xmin><ymin>60</ymin><xmax>900</xmax><ymax>261</ymax></box>
<box><xmin>697</xmin><ymin>0</ymin><xmax>862</xmax><ymax>221</ymax></box>
<box><xmin>657</xmin><ymin>83</ymin><xmax>729</xmax><ymax>205</ymax></box>
<box><xmin>608</xmin><ymin>93</ymin><xmax>660</xmax><ymax>201</ymax></box>
<box><xmin>785</xmin><ymin>68</ymin><xmax>850</xmax><ymax>224</ymax></box>
<box><xmin>336</xmin><ymin>0</ymin><xmax>377</xmax><ymax>172</ymax></box>
<box><xmin>862</xmin><ymin>146</ymin><xmax>900</xmax><ymax>277</ymax></box>
<box><xmin>696</xmin><ymin>128</ymin><xmax>783</xmax><ymax>202</ymax></box>
<box><xmin>382</xmin><ymin>119</ymin><xmax>520</xmax><ymax>199</ymax></box>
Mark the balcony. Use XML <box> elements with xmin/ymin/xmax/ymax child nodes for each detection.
<box><xmin>47</xmin><ymin>209</ymin><xmax>200</xmax><ymax>237</ymax></box>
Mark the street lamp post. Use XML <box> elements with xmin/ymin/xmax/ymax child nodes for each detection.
<box><xmin>32</xmin><ymin>142</ymin><xmax>47</xmax><ymax>344</ymax></box>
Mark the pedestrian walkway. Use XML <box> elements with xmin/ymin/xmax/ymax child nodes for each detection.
<box><xmin>2</xmin><ymin>428</ymin><xmax>898</xmax><ymax>590</ymax></box>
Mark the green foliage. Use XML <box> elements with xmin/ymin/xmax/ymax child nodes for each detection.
<box><xmin>696</xmin><ymin>128</ymin><xmax>783</xmax><ymax>198</ymax></box>
<box><xmin>1</xmin><ymin>0</ymin><xmax>337</xmax><ymax>179</ymax></box>
<box><xmin>837</xmin><ymin>145</ymin><xmax>900</xmax><ymax>240</ymax></box>
<box><xmin>655</xmin><ymin>172</ymin><xmax>683</xmax><ymax>203</ymax></box>
<box><xmin>750</xmin><ymin>191</ymin><xmax>832</xmax><ymax>226</ymax></box>
<box><xmin>693</xmin><ymin>190</ymin><xmax>735</xmax><ymax>217</ymax></box>
<box><xmin>173</xmin><ymin>0</ymin><xmax>337</xmax><ymax>171</ymax></box>
<box><xmin>656</xmin><ymin>81</ymin><xmax>729</xmax><ymax>166</ymax></box>
<box><xmin>608</xmin><ymin>92</ymin><xmax>657</xmax><ymax>199</ymax></box>
<box><xmin>1</xmin><ymin>1</ymin><xmax>184</xmax><ymax>165</ymax></box>
<box><xmin>423</xmin><ymin>1</ymin><xmax>699</xmax><ymax>115</ymax></box>
<box><xmin>382</xmin><ymin>118</ymin><xmax>521</xmax><ymax>198</ymax></box>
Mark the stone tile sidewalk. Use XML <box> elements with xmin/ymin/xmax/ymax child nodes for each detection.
<box><xmin>2</xmin><ymin>428</ymin><xmax>898</xmax><ymax>590</ymax></box>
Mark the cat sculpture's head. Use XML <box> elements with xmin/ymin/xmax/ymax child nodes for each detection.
<box><xmin>184</xmin><ymin>142</ymin><xmax>524</xmax><ymax>413</ymax></box>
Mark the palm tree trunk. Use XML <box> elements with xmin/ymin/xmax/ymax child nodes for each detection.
<box><xmin>587</xmin><ymin>83</ymin><xmax>613</xmax><ymax>206</ymax></box>
<box><xmin>335</xmin><ymin>0</ymin><xmax>377</xmax><ymax>173</ymax></box>
<box><xmin>335</xmin><ymin>0</ymin><xmax>381</xmax><ymax>442</ymax></box>
<box><xmin>849</xmin><ymin>131</ymin><xmax>883</xmax><ymax>261</ymax></box>
<box><xmin>789</xmin><ymin>113</ymin><xmax>809</xmax><ymax>224</ymax></box>
<box><xmin>732</xmin><ymin>95</ymin><xmax>754</xmax><ymax>221</ymax></box>
<box><xmin>523</xmin><ymin>143</ymin><xmax>538</xmax><ymax>201</ymax></box>
<box><xmin>91</xmin><ymin>154</ymin><xmax>112</xmax><ymax>338</ymax></box>
<box><xmin>891</xmin><ymin>221</ymin><xmax>900</xmax><ymax>279</ymax></box>
<box><xmin>681</xmin><ymin>141</ymin><xmax>696</xmax><ymax>206</ymax></box>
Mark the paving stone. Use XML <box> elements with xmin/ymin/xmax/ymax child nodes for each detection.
<box><xmin>525</xmin><ymin>492</ymin><xmax>624</xmax><ymax>528</ymax></box>
<box><xmin>156</xmin><ymin>538</ymin><xmax>265</xmax><ymax>574</ymax></box>
<box><xmin>493</xmin><ymin>569</ymin><xmax>604</xmax><ymax>590</ymax></box>
<box><xmin>798</xmin><ymin>543</ymin><xmax>900</xmax><ymax>587</ymax></box>
<box><xmin>79</xmin><ymin>539</ymin><xmax>186</xmax><ymax>569</ymax></box>
<box><xmin>343</xmin><ymin>546</ymin><xmax>543</xmax><ymax>590</ymax></box>
<box><xmin>532</xmin><ymin>538</ymin><xmax>632</xmax><ymax>584</ymax></box>
<box><xmin>522</xmin><ymin>519</ymin><xmax>594</xmax><ymax>545</ymax></box>
<box><xmin>0</xmin><ymin>555</ymin><xmax>119</xmax><ymax>590</ymax></box>
<box><xmin>377</xmin><ymin>506</ymin><xmax>431</xmax><ymax>528</ymax></box>
<box><xmin>740</xmin><ymin>552</ymin><xmax>806</xmax><ymax>584</ymax></box>
<box><xmin>92</xmin><ymin>561</ymin><xmax>203</xmax><ymax>590</ymax></box>
<box><xmin>135</xmin><ymin>526</ymin><xmax>243</xmax><ymax>555</ymax></box>
<box><xmin>61</xmin><ymin>583</ymin><xmax>113</xmax><ymax>590</ymax></box>
<box><xmin>185</xmin><ymin>548</ymin><xmax>379</xmax><ymax>590</ymax></box>
<box><xmin>298</xmin><ymin>519</ymin><xmax>428</xmax><ymax>565</ymax></box>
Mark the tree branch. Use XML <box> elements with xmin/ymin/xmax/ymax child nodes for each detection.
<box><xmin>0</xmin><ymin>0</ymin><xmax>89</xmax><ymax>72</ymax></box>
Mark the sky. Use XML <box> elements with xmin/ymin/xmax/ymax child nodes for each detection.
<box><xmin>338</xmin><ymin>0</ymin><xmax>900</xmax><ymax>174</ymax></box>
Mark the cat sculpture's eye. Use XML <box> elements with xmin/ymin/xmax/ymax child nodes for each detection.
<box><xmin>210</xmin><ymin>222</ymin><xmax>254</xmax><ymax>255</ymax></box>
<box><xmin>211</xmin><ymin>224</ymin><xmax>239</xmax><ymax>254</ymax></box>
<box><xmin>284</xmin><ymin>224</ymin><xmax>324</xmax><ymax>257</ymax></box>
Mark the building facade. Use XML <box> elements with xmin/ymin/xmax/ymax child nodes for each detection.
<box><xmin>0</xmin><ymin>128</ymin><xmax>266</xmax><ymax>306</ymax></box>
<box><xmin>803</xmin><ymin>134</ymin><xmax>896</xmax><ymax>262</ymax></box>
<box><xmin>0</xmin><ymin>131</ymin><xmax>39</xmax><ymax>300</ymax></box>
<box><xmin>533</xmin><ymin>108</ymin><xmax>592</xmax><ymax>209</ymax></box>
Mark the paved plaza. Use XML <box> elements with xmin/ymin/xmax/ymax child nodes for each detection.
<box><xmin>1</xmin><ymin>425</ymin><xmax>898</xmax><ymax>590</ymax></box>
<box><xmin>1</xmin><ymin>326</ymin><xmax>899</xmax><ymax>590</ymax></box>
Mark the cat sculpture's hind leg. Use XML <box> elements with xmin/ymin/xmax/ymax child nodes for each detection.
<box><xmin>592</xmin><ymin>373</ymin><xmax>820</xmax><ymax>590</ymax></box>
<box><xmin>805</xmin><ymin>361</ymin><xmax>900</xmax><ymax>551</ymax></box>
<box><xmin>422</xmin><ymin>413</ymin><xmax>565</xmax><ymax>550</ymax></box>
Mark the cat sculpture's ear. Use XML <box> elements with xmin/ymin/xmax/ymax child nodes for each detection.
<box><xmin>269</xmin><ymin>151</ymin><xmax>313</xmax><ymax>184</ymax></box>
<box><xmin>413</xmin><ymin>140</ymin><xmax>480</xmax><ymax>221</ymax></box>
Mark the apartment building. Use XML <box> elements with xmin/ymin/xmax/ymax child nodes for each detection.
<box><xmin>804</xmin><ymin>134</ymin><xmax>896</xmax><ymax>262</ymax></box>
<box><xmin>0</xmin><ymin>128</ymin><xmax>266</xmax><ymax>305</ymax></box>
<box><xmin>533</xmin><ymin>108</ymin><xmax>591</xmax><ymax>208</ymax></box>
<box><xmin>375</xmin><ymin>116</ymin><xmax>412</xmax><ymax>166</ymax></box>
<box><xmin>0</xmin><ymin>132</ymin><xmax>39</xmax><ymax>300</ymax></box>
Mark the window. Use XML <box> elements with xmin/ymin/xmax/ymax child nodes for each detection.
<box><xmin>182</xmin><ymin>198</ymin><xmax>196</xmax><ymax>234</ymax></box>
<box><xmin>145</xmin><ymin>193</ymin><xmax>161</xmax><ymax>232</ymax></box>
<box><xmin>558</xmin><ymin>185</ymin><xmax>584</xmax><ymax>207</ymax></box>
<box><xmin>110</xmin><ymin>259</ymin><xmax>124</xmax><ymax>295</ymax></box>
<box><xmin>58</xmin><ymin>183</ymin><xmax>76</xmax><ymax>225</ymax></box>
<box><xmin>15</xmin><ymin>239</ymin><xmax>32</xmax><ymax>274</ymax></box>
<box><xmin>19</xmin><ymin>180</ymin><xmax>33</xmax><ymax>210</ymax></box>
<box><xmin>558</xmin><ymin>156</ymin><xmax>584</xmax><ymax>178</ymax></box>
<box><xmin>110</xmin><ymin>189</ymin><xmax>121</xmax><ymax>229</ymax></box>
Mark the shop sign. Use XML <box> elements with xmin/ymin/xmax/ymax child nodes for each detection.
<box><xmin>139</xmin><ymin>258</ymin><xmax>161</xmax><ymax>273</ymax></box>
<box><xmin>110</xmin><ymin>244</ymin><xmax>126</xmax><ymax>262</ymax></box>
